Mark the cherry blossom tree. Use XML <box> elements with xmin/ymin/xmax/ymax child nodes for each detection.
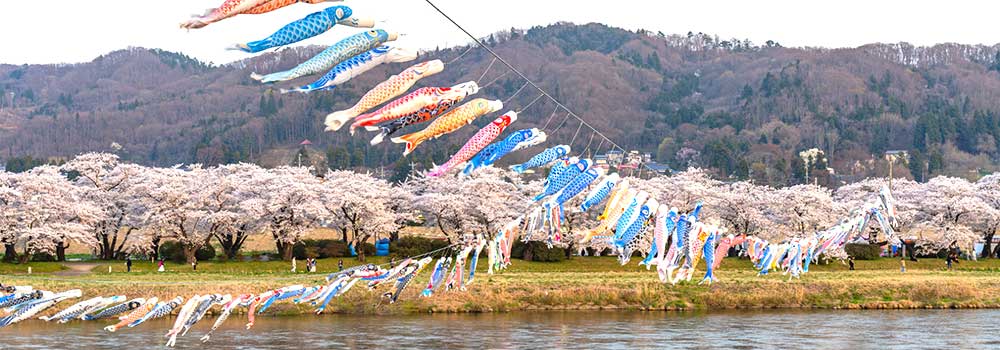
<box><xmin>462</xmin><ymin>168</ymin><xmax>533</xmax><ymax>236</ymax></box>
<box><xmin>62</xmin><ymin>153</ymin><xmax>149</xmax><ymax>260</ymax></box>
<box><xmin>319</xmin><ymin>170</ymin><xmax>408</xmax><ymax>262</ymax></box>
<box><xmin>247</xmin><ymin>166</ymin><xmax>325</xmax><ymax>260</ymax></box>
<box><xmin>917</xmin><ymin>176</ymin><xmax>995</xmax><ymax>255</ymax></box>
<box><xmin>975</xmin><ymin>174</ymin><xmax>1000</xmax><ymax>258</ymax></box>
<box><xmin>407</xmin><ymin>174</ymin><xmax>480</xmax><ymax>242</ymax></box>
<box><xmin>199</xmin><ymin>164</ymin><xmax>268</xmax><ymax>260</ymax></box>
<box><xmin>0</xmin><ymin>171</ymin><xmax>26</xmax><ymax>262</ymax></box>
<box><xmin>772</xmin><ymin>184</ymin><xmax>841</xmax><ymax>235</ymax></box>
<box><xmin>409</xmin><ymin>168</ymin><xmax>532</xmax><ymax>243</ymax></box>
<box><xmin>713</xmin><ymin>181</ymin><xmax>773</xmax><ymax>239</ymax></box>
<box><xmin>137</xmin><ymin>166</ymin><xmax>214</xmax><ymax>264</ymax></box>
<box><xmin>1</xmin><ymin>167</ymin><xmax>100</xmax><ymax>262</ymax></box>
<box><xmin>635</xmin><ymin>168</ymin><xmax>721</xmax><ymax>212</ymax></box>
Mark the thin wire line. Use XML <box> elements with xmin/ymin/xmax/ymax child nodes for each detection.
<box><xmin>569</xmin><ymin>120</ymin><xmax>585</xmax><ymax>147</ymax></box>
<box><xmin>516</xmin><ymin>93</ymin><xmax>545</xmax><ymax>114</ymax></box>
<box><xmin>447</xmin><ymin>45</ymin><xmax>476</xmax><ymax>64</ymax></box>
<box><xmin>476</xmin><ymin>57</ymin><xmax>498</xmax><ymax>84</ymax></box>
<box><xmin>550</xmin><ymin>113</ymin><xmax>572</xmax><ymax>134</ymax></box>
<box><xmin>593</xmin><ymin>138</ymin><xmax>606</xmax><ymax>156</ymax></box>
<box><xmin>422</xmin><ymin>0</ymin><xmax>660</xmax><ymax>176</ymax></box>
<box><xmin>479</xmin><ymin>70</ymin><xmax>510</xmax><ymax>89</ymax></box>
<box><xmin>541</xmin><ymin>105</ymin><xmax>561</xmax><ymax>131</ymax></box>
<box><xmin>582</xmin><ymin>131</ymin><xmax>596</xmax><ymax>156</ymax></box>
<box><xmin>503</xmin><ymin>81</ymin><xmax>530</xmax><ymax>105</ymax></box>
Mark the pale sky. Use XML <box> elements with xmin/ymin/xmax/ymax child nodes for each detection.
<box><xmin>0</xmin><ymin>0</ymin><xmax>997</xmax><ymax>65</ymax></box>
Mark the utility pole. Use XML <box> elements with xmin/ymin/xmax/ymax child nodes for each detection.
<box><xmin>887</xmin><ymin>157</ymin><xmax>893</xmax><ymax>191</ymax></box>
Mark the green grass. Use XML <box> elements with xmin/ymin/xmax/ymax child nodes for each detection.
<box><xmin>0</xmin><ymin>261</ymin><xmax>67</xmax><ymax>274</ymax></box>
<box><xmin>3</xmin><ymin>257</ymin><xmax>1000</xmax><ymax>314</ymax></box>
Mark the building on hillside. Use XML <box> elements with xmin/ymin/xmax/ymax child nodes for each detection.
<box><xmin>644</xmin><ymin>162</ymin><xmax>672</xmax><ymax>175</ymax></box>
<box><xmin>593</xmin><ymin>155</ymin><xmax>610</xmax><ymax>170</ymax></box>
<box><xmin>605</xmin><ymin>150</ymin><xmax>624</xmax><ymax>167</ymax></box>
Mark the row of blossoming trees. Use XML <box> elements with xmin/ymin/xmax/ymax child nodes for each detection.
<box><xmin>2</xmin><ymin>153</ymin><xmax>999</xmax><ymax>264</ymax></box>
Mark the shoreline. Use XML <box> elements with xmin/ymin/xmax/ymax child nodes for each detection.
<box><xmin>3</xmin><ymin>257</ymin><xmax>1000</xmax><ymax>317</ymax></box>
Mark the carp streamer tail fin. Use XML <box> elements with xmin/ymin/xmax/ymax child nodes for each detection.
<box><xmin>324</xmin><ymin>110</ymin><xmax>355</xmax><ymax>132</ymax></box>
<box><xmin>392</xmin><ymin>133</ymin><xmax>424</xmax><ymax>156</ymax></box>
<box><xmin>370</xmin><ymin>128</ymin><xmax>391</xmax><ymax>145</ymax></box>
<box><xmin>241</xmin><ymin>39</ymin><xmax>273</xmax><ymax>54</ymax></box>
<box><xmin>250</xmin><ymin>71</ymin><xmax>295</xmax><ymax>84</ymax></box>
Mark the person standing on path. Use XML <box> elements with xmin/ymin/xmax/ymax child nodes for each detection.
<box><xmin>157</xmin><ymin>259</ymin><xmax>165</xmax><ymax>272</ymax></box>
<box><xmin>291</xmin><ymin>257</ymin><xmax>297</xmax><ymax>273</ymax></box>
<box><xmin>338</xmin><ymin>259</ymin><xmax>343</xmax><ymax>272</ymax></box>
<box><xmin>848</xmin><ymin>256</ymin><xmax>855</xmax><ymax>271</ymax></box>
<box><xmin>899</xmin><ymin>258</ymin><xmax>906</xmax><ymax>273</ymax></box>
<box><xmin>126</xmin><ymin>257</ymin><xmax>132</xmax><ymax>273</ymax></box>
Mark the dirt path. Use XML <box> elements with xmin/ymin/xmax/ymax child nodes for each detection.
<box><xmin>54</xmin><ymin>263</ymin><xmax>100</xmax><ymax>276</ymax></box>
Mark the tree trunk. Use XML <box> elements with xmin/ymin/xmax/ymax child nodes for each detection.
<box><xmin>182</xmin><ymin>244</ymin><xmax>198</xmax><ymax>265</ymax></box>
<box><xmin>982</xmin><ymin>231</ymin><xmax>995</xmax><ymax>259</ymax></box>
<box><xmin>354</xmin><ymin>235</ymin><xmax>369</xmax><ymax>262</ymax></box>
<box><xmin>56</xmin><ymin>243</ymin><xmax>67</xmax><ymax>262</ymax></box>
<box><xmin>150</xmin><ymin>237</ymin><xmax>161</xmax><ymax>261</ymax></box>
<box><xmin>3</xmin><ymin>243</ymin><xmax>16</xmax><ymax>263</ymax></box>
<box><xmin>216</xmin><ymin>232</ymin><xmax>246</xmax><ymax>261</ymax></box>
<box><xmin>340</xmin><ymin>228</ymin><xmax>348</xmax><ymax>242</ymax></box>
<box><xmin>356</xmin><ymin>243</ymin><xmax>366</xmax><ymax>262</ymax></box>
<box><xmin>100</xmin><ymin>231</ymin><xmax>112</xmax><ymax>260</ymax></box>
<box><xmin>111</xmin><ymin>228</ymin><xmax>134</xmax><ymax>260</ymax></box>
<box><xmin>275</xmin><ymin>240</ymin><xmax>293</xmax><ymax>261</ymax></box>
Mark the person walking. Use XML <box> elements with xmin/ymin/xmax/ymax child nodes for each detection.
<box><xmin>946</xmin><ymin>255</ymin><xmax>953</xmax><ymax>270</ymax></box>
<box><xmin>338</xmin><ymin>259</ymin><xmax>343</xmax><ymax>272</ymax></box>
<box><xmin>157</xmin><ymin>259</ymin><xmax>165</xmax><ymax>272</ymax></box>
<box><xmin>126</xmin><ymin>257</ymin><xmax>132</xmax><ymax>273</ymax></box>
<box><xmin>899</xmin><ymin>257</ymin><xmax>906</xmax><ymax>273</ymax></box>
<box><xmin>847</xmin><ymin>256</ymin><xmax>855</xmax><ymax>271</ymax></box>
<box><xmin>291</xmin><ymin>257</ymin><xmax>297</xmax><ymax>273</ymax></box>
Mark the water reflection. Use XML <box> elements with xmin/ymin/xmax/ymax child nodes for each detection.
<box><xmin>3</xmin><ymin>310</ymin><xmax>998</xmax><ymax>349</ymax></box>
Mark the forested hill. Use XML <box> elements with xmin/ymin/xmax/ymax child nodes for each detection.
<box><xmin>4</xmin><ymin>23</ymin><xmax>1000</xmax><ymax>186</ymax></box>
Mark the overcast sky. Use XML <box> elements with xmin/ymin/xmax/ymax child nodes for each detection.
<box><xmin>1</xmin><ymin>0</ymin><xmax>997</xmax><ymax>65</ymax></box>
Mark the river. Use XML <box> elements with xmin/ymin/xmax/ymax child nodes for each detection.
<box><xmin>2</xmin><ymin>310</ymin><xmax>997</xmax><ymax>349</ymax></box>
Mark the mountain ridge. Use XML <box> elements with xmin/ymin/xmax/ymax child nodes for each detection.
<box><xmin>4</xmin><ymin>23</ymin><xmax>1000</xmax><ymax>186</ymax></box>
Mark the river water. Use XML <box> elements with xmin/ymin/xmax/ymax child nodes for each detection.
<box><xmin>2</xmin><ymin>310</ymin><xmax>997</xmax><ymax>349</ymax></box>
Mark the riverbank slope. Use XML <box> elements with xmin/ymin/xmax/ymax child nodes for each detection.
<box><xmin>3</xmin><ymin>257</ymin><xmax>999</xmax><ymax>315</ymax></box>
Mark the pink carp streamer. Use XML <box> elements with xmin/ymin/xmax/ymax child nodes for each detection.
<box><xmin>428</xmin><ymin>112</ymin><xmax>517</xmax><ymax>177</ymax></box>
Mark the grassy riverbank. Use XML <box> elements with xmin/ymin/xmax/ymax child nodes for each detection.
<box><xmin>3</xmin><ymin>257</ymin><xmax>1000</xmax><ymax>315</ymax></box>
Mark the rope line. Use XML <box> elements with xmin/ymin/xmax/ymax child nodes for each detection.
<box><xmin>478</xmin><ymin>70</ymin><xmax>510</xmax><ymax>89</ymax></box>
<box><xmin>422</xmin><ymin>0</ymin><xmax>659</xmax><ymax>175</ymax></box>
<box><xmin>593</xmin><ymin>138</ymin><xmax>606</xmax><ymax>157</ymax></box>
<box><xmin>516</xmin><ymin>93</ymin><xmax>545</xmax><ymax>114</ymax></box>
<box><xmin>583</xmin><ymin>131</ymin><xmax>596</xmax><ymax>156</ymax></box>
<box><xmin>540</xmin><ymin>105</ymin><xmax>562</xmax><ymax>131</ymax></box>
<box><xmin>446</xmin><ymin>45</ymin><xmax>476</xmax><ymax>64</ymax></box>
<box><xmin>569</xmin><ymin>120</ymin><xmax>585</xmax><ymax>148</ymax></box>
<box><xmin>550</xmin><ymin>113</ymin><xmax>572</xmax><ymax>134</ymax></box>
<box><xmin>476</xmin><ymin>57</ymin><xmax>498</xmax><ymax>84</ymax></box>
<box><xmin>503</xmin><ymin>81</ymin><xmax>531</xmax><ymax>105</ymax></box>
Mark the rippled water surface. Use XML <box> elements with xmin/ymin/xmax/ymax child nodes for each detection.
<box><xmin>3</xmin><ymin>310</ymin><xmax>999</xmax><ymax>349</ymax></box>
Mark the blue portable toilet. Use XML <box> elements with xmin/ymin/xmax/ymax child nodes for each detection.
<box><xmin>349</xmin><ymin>243</ymin><xmax>357</xmax><ymax>257</ymax></box>
<box><xmin>375</xmin><ymin>239</ymin><xmax>390</xmax><ymax>256</ymax></box>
